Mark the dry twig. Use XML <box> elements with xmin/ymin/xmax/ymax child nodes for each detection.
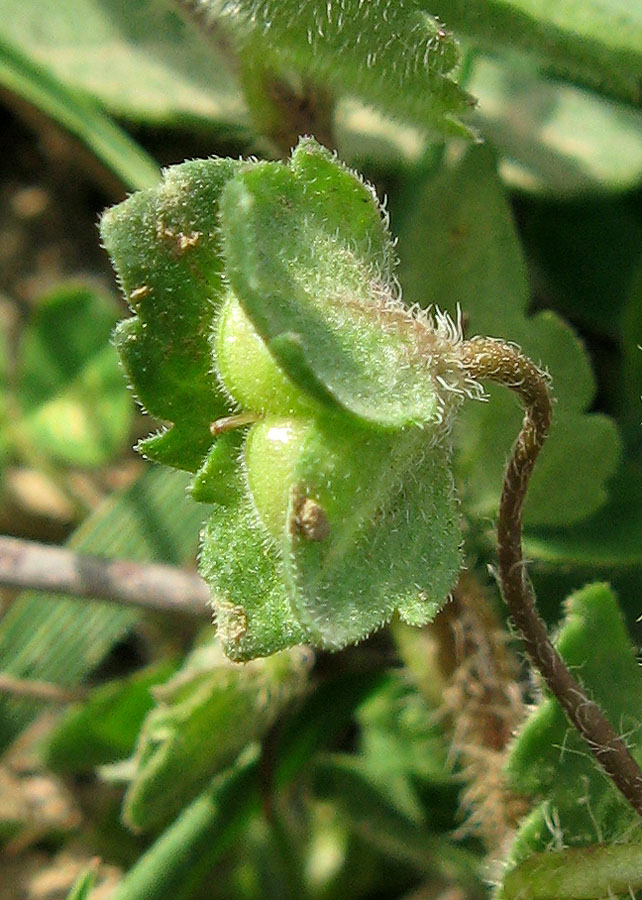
<box><xmin>0</xmin><ymin>536</ymin><xmax>210</xmax><ymax>617</ymax></box>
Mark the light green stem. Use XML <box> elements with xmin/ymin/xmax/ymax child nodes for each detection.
<box><xmin>110</xmin><ymin>760</ymin><xmax>260</xmax><ymax>900</ymax></box>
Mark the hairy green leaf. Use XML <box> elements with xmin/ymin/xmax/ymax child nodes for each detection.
<box><xmin>101</xmin><ymin>158</ymin><xmax>242</xmax><ymax>471</ymax></box>
<box><xmin>203</xmin><ymin>0</ymin><xmax>475</xmax><ymax>138</ymax></box>
<box><xmin>285</xmin><ymin>420</ymin><xmax>461</xmax><ymax>648</ymax></box>
<box><xmin>188</xmin><ymin>430</ymin><xmax>243</xmax><ymax>505</ymax></box>
<box><xmin>425</xmin><ymin>0</ymin><xmax>642</xmax><ymax>107</ymax></box>
<box><xmin>105</xmin><ymin>139</ymin><xmax>467</xmax><ymax>659</ymax></box>
<box><xmin>502</xmin><ymin>841</ymin><xmax>642</xmax><ymax>900</ymax></box>
<box><xmin>199</xmin><ymin>463</ymin><xmax>312</xmax><ymax>660</ymax></box>
<box><xmin>120</xmin><ymin>640</ymin><xmax>311</xmax><ymax>831</ymax></box>
<box><xmin>499</xmin><ymin>584</ymin><xmax>642</xmax><ymax>896</ymax></box>
<box><xmin>221</xmin><ymin>139</ymin><xmax>443</xmax><ymax>429</ymax></box>
<box><xmin>396</xmin><ymin>146</ymin><xmax>621</xmax><ymax>527</ymax></box>
<box><xmin>17</xmin><ymin>285</ymin><xmax>133</xmax><ymax>466</ymax></box>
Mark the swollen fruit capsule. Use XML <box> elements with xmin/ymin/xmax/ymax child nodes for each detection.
<box><xmin>244</xmin><ymin>417</ymin><xmax>310</xmax><ymax>543</ymax></box>
<box><xmin>215</xmin><ymin>292</ymin><xmax>314</xmax><ymax>417</ymax></box>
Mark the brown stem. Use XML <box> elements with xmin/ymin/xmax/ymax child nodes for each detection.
<box><xmin>459</xmin><ymin>336</ymin><xmax>642</xmax><ymax>818</ymax></box>
<box><xmin>0</xmin><ymin>536</ymin><xmax>210</xmax><ymax>617</ymax></box>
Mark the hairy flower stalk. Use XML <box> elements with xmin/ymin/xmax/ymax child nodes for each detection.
<box><xmin>458</xmin><ymin>336</ymin><xmax>642</xmax><ymax>819</ymax></box>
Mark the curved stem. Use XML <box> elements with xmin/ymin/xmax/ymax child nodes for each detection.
<box><xmin>459</xmin><ymin>336</ymin><xmax>642</xmax><ymax>818</ymax></box>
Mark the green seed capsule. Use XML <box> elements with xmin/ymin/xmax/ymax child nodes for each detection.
<box><xmin>215</xmin><ymin>292</ymin><xmax>313</xmax><ymax>417</ymax></box>
<box><xmin>245</xmin><ymin>417</ymin><xmax>310</xmax><ymax>542</ymax></box>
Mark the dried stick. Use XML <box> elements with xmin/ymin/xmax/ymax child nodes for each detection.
<box><xmin>0</xmin><ymin>536</ymin><xmax>210</xmax><ymax>617</ymax></box>
<box><xmin>459</xmin><ymin>336</ymin><xmax>642</xmax><ymax>817</ymax></box>
<box><xmin>0</xmin><ymin>672</ymin><xmax>87</xmax><ymax>704</ymax></box>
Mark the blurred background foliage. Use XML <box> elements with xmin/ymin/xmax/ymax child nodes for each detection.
<box><xmin>0</xmin><ymin>1</ymin><xmax>640</xmax><ymax>898</ymax></box>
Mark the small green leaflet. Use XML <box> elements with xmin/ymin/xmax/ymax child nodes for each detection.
<box><xmin>201</xmin><ymin>0</ymin><xmax>476</xmax><ymax>138</ymax></box>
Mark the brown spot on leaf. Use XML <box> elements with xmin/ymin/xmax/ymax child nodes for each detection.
<box><xmin>176</xmin><ymin>230</ymin><xmax>201</xmax><ymax>251</ymax></box>
<box><xmin>291</xmin><ymin>492</ymin><xmax>330</xmax><ymax>542</ymax></box>
<box><xmin>155</xmin><ymin>219</ymin><xmax>202</xmax><ymax>254</ymax></box>
<box><xmin>130</xmin><ymin>284</ymin><xmax>150</xmax><ymax>301</ymax></box>
<box><xmin>220</xmin><ymin>603</ymin><xmax>248</xmax><ymax>644</ymax></box>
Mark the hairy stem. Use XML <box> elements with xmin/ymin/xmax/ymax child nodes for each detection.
<box><xmin>171</xmin><ymin>0</ymin><xmax>337</xmax><ymax>157</ymax></box>
<box><xmin>0</xmin><ymin>536</ymin><xmax>209</xmax><ymax>616</ymax></box>
<box><xmin>459</xmin><ymin>336</ymin><xmax>642</xmax><ymax>818</ymax></box>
